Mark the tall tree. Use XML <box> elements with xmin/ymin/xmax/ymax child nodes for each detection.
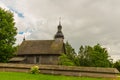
<box><xmin>0</xmin><ymin>8</ymin><xmax>17</xmax><ymax>62</ymax></box>
<box><xmin>91</xmin><ymin>44</ymin><xmax>112</xmax><ymax>67</ymax></box>
<box><xmin>78</xmin><ymin>45</ymin><xmax>93</xmax><ymax>66</ymax></box>
<box><xmin>78</xmin><ymin>44</ymin><xmax>112</xmax><ymax>67</ymax></box>
<box><xmin>113</xmin><ymin>60</ymin><xmax>120</xmax><ymax>71</ymax></box>
<box><xmin>65</xmin><ymin>41</ymin><xmax>76</xmax><ymax>60</ymax></box>
<box><xmin>59</xmin><ymin>41</ymin><xmax>76</xmax><ymax>66</ymax></box>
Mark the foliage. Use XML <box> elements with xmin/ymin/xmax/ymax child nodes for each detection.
<box><xmin>0</xmin><ymin>72</ymin><xmax>111</xmax><ymax>80</ymax></box>
<box><xmin>0</xmin><ymin>7</ymin><xmax>17</xmax><ymax>62</ymax></box>
<box><xmin>59</xmin><ymin>54</ymin><xmax>75</xmax><ymax>66</ymax></box>
<box><xmin>113</xmin><ymin>60</ymin><xmax>120</xmax><ymax>72</ymax></box>
<box><xmin>78</xmin><ymin>44</ymin><xmax>113</xmax><ymax>67</ymax></box>
<box><xmin>59</xmin><ymin>42</ymin><xmax>76</xmax><ymax>66</ymax></box>
<box><xmin>30</xmin><ymin>66</ymin><xmax>40</xmax><ymax>74</ymax></box>
<box><xmin>59</xmin><ymin>42</ymin><xmax>113</xmax><ymax>68</ymax></box>
<box><xmin>65</xmin><ymin>42</ymin><xmax>77</xmax><ymax>63</ymax></box>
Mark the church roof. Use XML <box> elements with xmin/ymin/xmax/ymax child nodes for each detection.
<box><xmin>17</xmin><ymin>40</ymin><xmax>65</xmax><ymax>55</ymax></box>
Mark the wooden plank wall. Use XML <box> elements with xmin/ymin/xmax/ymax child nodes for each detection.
<box><xmin>0</xmin><ymin>63</ymin><xmax>119</xmax><ymax>78</ymax></box>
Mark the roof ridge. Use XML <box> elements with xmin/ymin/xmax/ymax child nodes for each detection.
<box><xmin>24</xmin><ymin>40</ymin><xmax>54</xmax><ymax>41</ymax></box>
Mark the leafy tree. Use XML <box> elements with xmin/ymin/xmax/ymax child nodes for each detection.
<box><xmin>78</xmin><ymin>44</ymin><xmax>112</xmax><ymax>67</ymax></box>
<box><xmin>59</xmin><ymin>42</ymin><xmax>76</xmax><ymax>66</ymax></box>
<box><xmin>59</xmin><ymin>54</ymin><xmax>75</xmax><ymax>66</ymax></box>
<box><xmin>65</xmin><ymin>42</ymin><xmax>76</xmax><ymax>60</ymax></box>
<box><xmin>113</xmin><ymin>60</ymin><xmax>120</xmax><ymax>71</ymax></box>
<box><xmin>59</xmin><ymin>43</ymin><xmax>113</xmax><ymax>68</ymax></box>
<box><xmin>77</xmin><ymin>45</ymin><xmax>93</xmax><ymax>66</ymax></box>
<box><xmin>0</xmin><ymin>7</ymin><xmax>17</xmax><ymax>62</ymax></box>
<box><xmin>92</xmin><ymin>44</ymin><xmax>113</xmax><ymax>67</ymax></box>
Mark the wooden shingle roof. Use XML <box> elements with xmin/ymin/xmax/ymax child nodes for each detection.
<box><xmin>17</xmin><ymin>40</ymin><xmax>65</xmax><ymax>55</ymax></box>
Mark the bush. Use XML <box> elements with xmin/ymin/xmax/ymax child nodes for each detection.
<box><xmin>30</xmin><ymin>66</ymin><xmax>40</xmax><ymax>74</ymax></box>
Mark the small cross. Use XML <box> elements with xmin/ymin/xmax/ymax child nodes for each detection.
<box><xmin>59</xmin><ymin>17</ymin><xmax>61</xmax><ymax>25</ymax></box>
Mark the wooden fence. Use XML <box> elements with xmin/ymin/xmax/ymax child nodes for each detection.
<box><xmin>0</xmin><ymin>63</ymin><xmax>119</xmax><ymax>78</ymax></box>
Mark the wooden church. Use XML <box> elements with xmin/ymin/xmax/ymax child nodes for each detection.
<box><xmin>10</xmin><ymin>21</ymin><xmax>66</xmax><ymax>65</ymax></box>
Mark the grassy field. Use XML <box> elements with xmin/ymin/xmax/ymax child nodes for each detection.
<box><xmin>0</xmin><ymin>72</ymin><xmax>119</xmax><ymax>80</ymax></box>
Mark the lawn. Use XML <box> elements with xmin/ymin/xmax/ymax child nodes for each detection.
<box><xmin>0</xmin><ymin>72</ymin><xmax>119</xmax><ymax>80</ymax></box>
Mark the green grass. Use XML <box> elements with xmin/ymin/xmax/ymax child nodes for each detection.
<box><xmin>0</xmin><ymin>72</ymin><xmax>118</xmax><ymax>80</ymax></box>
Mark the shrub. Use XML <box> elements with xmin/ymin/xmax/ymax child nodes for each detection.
<box><xmin>30</xmin><ymin>66</ymin><xmax>40</xmax><ymax>74</ymax></box>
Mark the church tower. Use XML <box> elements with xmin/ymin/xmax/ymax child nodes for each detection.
<box><xmin>54</xmin><ymin>19</ymin><xmax>64</xmax><ymax>41</ymax></box>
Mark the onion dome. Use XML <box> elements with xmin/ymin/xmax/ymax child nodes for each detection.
<box><xmin>54</xmin><ymin>21</ymin><xmax>64</xmax><ymax>39</ymax></box>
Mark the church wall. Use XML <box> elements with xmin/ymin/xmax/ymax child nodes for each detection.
<box><xmin>40</xmin><ymin>55</ymin><xmax>59</xmax><ymax>65</ymax></box>
<box><xmin>23</xmin><ymin>55</ymin><xmax>60</xmax><ymax>65</ymax></box>
<box><xmin>25</xmin><ymin>56</ymin><xmax>36</xmax><ymax>64</ymax></box>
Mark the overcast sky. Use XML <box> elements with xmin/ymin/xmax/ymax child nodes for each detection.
<box><xmin>0</xmin><ymin>0</ymin><xmax>120</xmax><ymax>61</ymax></box>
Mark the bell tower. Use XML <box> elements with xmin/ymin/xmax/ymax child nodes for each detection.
<box><xmin>54</xmin><ymin>18</ymin><xmax>64</xmax><ymax>41</ymax></box>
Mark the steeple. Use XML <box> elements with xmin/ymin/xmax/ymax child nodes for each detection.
<box><xmin>23</xmin><ymin>36</ymin><xmax>25</xmax><ymax>41</ymax></box>
<box><xmin>54</xmin><ymin>18</ymin><xmax>64</xmax><ymax>41</ymax></box>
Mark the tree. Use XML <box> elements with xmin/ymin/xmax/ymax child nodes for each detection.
<box><xmin>113</xmin><ymin>60</ymin><xmax>120</xmax><ymax>71</ymax></box>
<box><xmin>59</xmin><ymin>54</ymin><xmax>75</xmax><ymax>66</ymax></box>
<box><xmin>77</xmin><ymin>45</ymin><xmax>93</xmax><ymax>66</ymax></box>
<box><xmin>65</xmin><ymin>42</ymin><xmax>76</xmax><ymax>60</ymax></box>
<box><xmin>78</xmin><ymin>44</ymin><xmax>112</xmax><ymax>67</ymax></box>
<box><xmin>0</xmin><ymin>7</ymin><xmax>17</xmax><ymax>62</ymax></box>
<box><xmin>92</xmin><ymin>44</ymin><xmax>113</xmax><ymax>67</ymax></box>
<box><xmin>59</xmin><ymin>43</ymin><xmax>113</xmax><ymax>67</ymax></box>
<box><xmin>59</xmin><ymin>42</ymin><xmax>76</xmax><ymax>66</ymax></box>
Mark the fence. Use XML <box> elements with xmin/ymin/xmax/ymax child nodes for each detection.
<box><xmin>0</xmin><ymin>63</ymin><xmax>119</xmax><ymax>78</ymax></box>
